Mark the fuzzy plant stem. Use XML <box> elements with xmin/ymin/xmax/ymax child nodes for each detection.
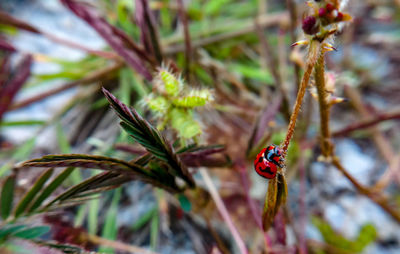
<box><xmin>313</xmin><ymin>44</ymin><xmax>400</xmax><ymax>224</ymax></box>
<box><xmin>281</xmin><ymin>40</ymin><xmax>321</xmax><ymax>154</ymax></box>
<box><xmin>314</xmin><ymin>48</ymin><xmax>332</xmax><ymax>157</ymax></box>
<box><xmin>199</xmin><ymin>168</ymin><xmax>248</xmax><ymax>254</ymax></box>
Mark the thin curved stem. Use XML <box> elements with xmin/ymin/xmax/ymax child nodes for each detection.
<box><xmin>199</xmin><ymin>169</ymin><xmax>248</xmax><ymax>254</ymax></box>
<box><xmin>314</xmin><ymin>48</ymin><xmax>332</xmax><ymax>157</ymax></box>
<box><xmin>282</xmin><ymin>40</ymin><xmax>321</xmax><ymax>154</ymax></box>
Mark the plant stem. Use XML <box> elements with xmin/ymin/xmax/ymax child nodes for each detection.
<box><xmin>176</xmin><ymin>0</ymin><xmax>192</xmax><ymax>78</ymax></box>
<box><xmin>282</xmin><ymin>40</ymin><xmax>321</xmax><ymax>154</ymax></box>
<box><xmin>199</xmin><ymin>168</ymin><xmax>248</xmax><ymax>254</ymax></box>
<box><xmin>9</xmin><ymin>62</ymin><xmax>123</xmax><ymax>111</ymax></box>
<box><xmin>87</xmin><ymin>233</ymin><xmax>159</xmax><ymax>254</ymax></box>
<box><xmin>313</xmin><ymin>46</ymin><xmax>400</xmax><ymax>224</ymax></box>
<box><xmin>332</xmin><ymin>158</ymin><xmax>400</xmax><ymax>223</ymax></box>
<box><xmin>331</xmin><ymin>109</ymin><xmax>400</xmax><ymax>137</ymax></box>
<box><xmin>314</xmin><ymin>48</ymin><xmax>332</xmax><ymax>157</ymax></box>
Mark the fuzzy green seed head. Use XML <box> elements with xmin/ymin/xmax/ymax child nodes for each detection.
<box><xmin>146</xmin><ymin>96</ymin><xmax>169</xmax><ymax>114</ymax></box>
<box><xmin>172</xmin><ymin>89</ymin><xmax>213</xmax><ymax>108</ymax></box>
<box><xmin>170</xmin><ymin>108</ymin><xmax>201</xmax><ymax>139</ymax></box>
<box><xmin>159</xmin><ymin>69</ymin><xmax>182</xmax><ymax>97</ymax></box>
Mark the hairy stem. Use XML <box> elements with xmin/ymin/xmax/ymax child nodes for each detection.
<box><xmin>313</xmin><ymin>45</ymin><xmax>400</xmax><ymax>224</ymax></box>
<box><xmin>282</xmin><ymin>40</ymin><xmax>321</xmax><ymax>154</ymax></box>
<box><xmin>314</xmin><ymin>48</ymin><xmax>332</xmax><ymax>157</ymax></box>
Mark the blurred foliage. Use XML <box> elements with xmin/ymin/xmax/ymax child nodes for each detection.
<box><xmin>312</xmin><ymin>217</ymin><xmax>377</xmax><ymax>253</ymax></box>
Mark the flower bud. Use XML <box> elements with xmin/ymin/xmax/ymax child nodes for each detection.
<box><xmin>302</xmin><ymin>16</ymin><xmax>319</xmax><ymax>35</ymax></box>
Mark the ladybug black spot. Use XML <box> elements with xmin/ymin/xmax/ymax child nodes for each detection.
<box><xmin>258</xmin><ymin>157</ymin><xmax>263</xmax><ymax>163</ymax></box>
<box><xmin>259</xmin><ymin>165</ymin><xmax>273</xmax><ymax>175</ymax></box>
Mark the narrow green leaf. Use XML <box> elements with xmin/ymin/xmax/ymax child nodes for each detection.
<box><xmin>88</xmin><ymin>199</ymin><xmax>99</xmax><ymax>234</ymax></box>
<box><xmin>150</xmin><ymin>209</ymin><xmax>159</xmax><ymax>250</ymax></box>
<box><xmin>74</xmin><ymin>205</ymin><xmax>87</xmax><ymax>227</ymax></box>
<box><xmin>13</xmin><ymin>226</ymin><xmax>50</xmax><ymax>239</ymax></box>
<box><xmin>13</xmin><ymin>137</ymin><xmax>36</xmax><ymax>161</ymax></box>
<box><xmin>98</xmin><ymin>188</ymin><xmax>122</xmax><ymax>253</ymax></box>
<box><xmin>131</xmin><ymin>207</ymin><xmax>156</xmax><ymax>231</ymax></box>
<box><xmin>0</xmin><ymin>120</ymin><xmax>45</xmax><ymax>127</ymax></box>
<box><xmin>14</xmin><ymin>168</ymin><xmax>54</xmax><ymax>218</ymax></box>
<box><xmin>44</xmin><ymin>172</ymin><xmax>122</xmax><ymax>209</ymax></box>
<box><xmin>1</xmin><ymin>174</ymin><xmax>16</xmax><ymax>220</ymax></box>
<box><xmin>56</xmin><ymin>123</ymin><xmax>71</xmax><ymax>154</ymax></box>
<box><xmin>0</xmin><ymin>138</ymin><xmax>36</xmax><ymax>178</ymax></box>
<box><xmin>178</xmin><ymin>194</ymin><xmax>191</xmax><ymax>212</ymax></box>
<box><xmin>56</xmin><ymin>124</ymin><xmax>82</xmax><ymax>185</ymax></box>
<box><xmin>0</xmin><ymin>224</ymin><xmax>26</xmax><ymax>240</ymax></box>
<box><xmin>28</xmin><ymin>167</ymin><xmax>75</xmax><ymax>213</ymax></box>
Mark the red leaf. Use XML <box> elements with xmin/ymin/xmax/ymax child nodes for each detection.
<box><xmin>0</xmin><ymin>55</ymin><xmax>32</xmax><ymax>120</ymax></box>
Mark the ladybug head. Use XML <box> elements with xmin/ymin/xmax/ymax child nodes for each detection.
<box><xmin>274</xmin><ymin>146</ymin><xmax>282</xmax><ymax>156</ymax></box>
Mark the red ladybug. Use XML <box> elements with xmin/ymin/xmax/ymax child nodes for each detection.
<box><xmin>254</xmin><ymin>145</ymin><xmax>283</xmax><ymax>179</ymax></box>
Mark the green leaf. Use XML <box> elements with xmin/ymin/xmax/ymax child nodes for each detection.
<box><xmin>0</xmin><ymin>225</ymin><xmax>26</xmax><ymax>240</ymax></box>
<box><xmin>0</xmin><ymin>138</ymin><xmax>36</xmax><ymax>178</ymax></box>
<box><xmin>204</xmin><ymin>0</ymin><xmax>232</xmax><ymax>16</ymax></box>
<box><xmin>150</xmin><ymin>208</ymin><xmax>159</xmax><ymax>250</ymax></box>
<box><xmin>56</xmin><ymin>124</ymin><xmax>82</xmax><ymax>185</ymax></box>
<box><xmin>312</xmin><ymin>217</ymin><xmax>377</xmax><ymax>253</ymax></box>
<box><xmin>131</xmin><ymin>207</ymin><xmax>156</xmax><ymax>231</ymax></box>
<box><xmin>43</xmin><ymin>172</ymin><xmax>126</xmax><ymax>210</ymax></box>
<box><xmin>98</xmin><ymin>188</ymin><xmax>122</xmax><ymax>253</ymax></box>
<box><xmin>1</xmin><ymin>174</ymin><xmax>16</xmax><ymax>220</ymax></box>
<box><xmin>28</xmin><ymin>167</ymin><xmax>75</xmax><ymax>213</ymax></box>
<box><xmin>88</xmin><ymin>198</ymin><xmax>99</xmax><ymax>235</ymax></box>
<box><xmin>0</xmin><ymin>120</ymin><xmax>45</xmax><ymax>127</ymax></box>
<box><xmin>229</xmin><ymin>63</ymin><xmax>273</xmax><ymax>84</ymax></box>
<box><xmin>21</xmin><ymin>154</ymin><xmax>148</xmax><ymax>176</ymax></box>
<box><xmin>56</xmin><ymin>123</ymin><xmax>71</xmax><ymax>154</ymax></box>
<box><xmin>178</xmin><ymin>194</ymin><xmax>191</xmax><ymax>212</ymax></box>
<box><xmin>103</xmin><ymin>88</ymin><xmax>195</xmax><ymax>188</ymax></box>
<box><xmin>13</xmin><ymin>168</ymin><xmax>54</xmax><ymax>218</ymax></box>
<box><xmin>13</xmin><ymin>226</ymin><xmax>50</xmax><ymax>239</ymax></box>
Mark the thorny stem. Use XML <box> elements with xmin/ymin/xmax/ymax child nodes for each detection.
<box><xmin>281</xmin><ymin>40</ymin><xmax>321</xmax><ymax>154</ymax></box>
<box><xmin>314</xmin><ymin>43</ymin><xmax>400</xmax><ymax>224</ymax></box>
<box><xmin>314</xmin><ymin>48</ymin><xmax>332</xmax><ymax>157</ymax></box>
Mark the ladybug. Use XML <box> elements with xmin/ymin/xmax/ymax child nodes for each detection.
<box><xmin>254</xmin><ymin>145</ymin><xmax>284</xmax><ymax>179</ymax></box>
